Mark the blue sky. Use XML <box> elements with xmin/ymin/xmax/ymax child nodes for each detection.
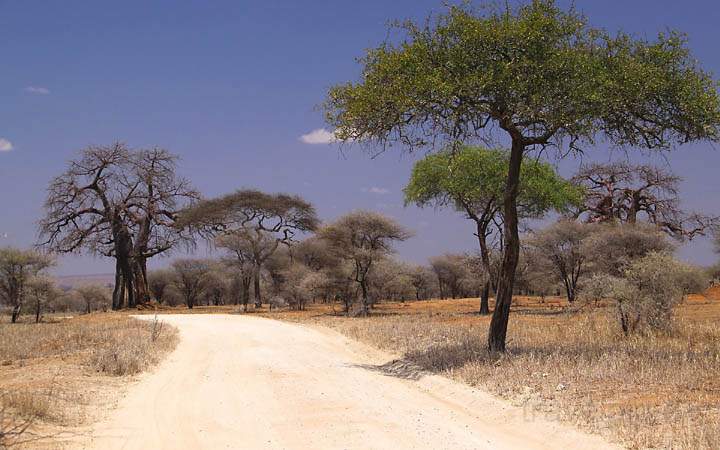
<box><xmin>1</xmin><ymin>0</ymin><xmax>719</xmax><ymax>276</ymax></box>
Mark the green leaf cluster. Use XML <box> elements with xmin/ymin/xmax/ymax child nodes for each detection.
<box><xmin>404</xmin><ymin>146</ymin><xmax>583</xmax><ymax>219</ymax></box>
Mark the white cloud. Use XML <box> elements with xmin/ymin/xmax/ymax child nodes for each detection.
<box><xmin>0</xmin><ymin>138</ymin><xmax>13</xmax><ymax>152</ymax></box>
<box><xmin>363</xmin><ymin>187</ymin><xmax>390</xmax><ymax>195</ymax></box>
<box><xmin>24</xmin><ymin>86</ymin><xmax>50</xmax><ymax>95</ymax></box>
<box><xmin>299</xmin><ymin>128</ymin><xmax>337</xmax><ymax>145</ymax></box>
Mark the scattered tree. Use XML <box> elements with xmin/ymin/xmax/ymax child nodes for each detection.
<box><xmin>75</xmin><ymin>284</ymin><xmax>111</xmax><ymax>314</ymax></box>
<box><xmin>0</xmin><ymin>248</ymin><xmax>54</xmax><ymax>323</ymax></box>
<box><xmin>405</xmin><ymin>146</ymin><xmax>581</xmax><ymax>313</ymax></box>
<box><xmin>573</xmin><ymin>162</ymin><xmax>717</xmax><ymax>239</ymax></box>
<box><xmin>148</xmin><ymin>269</ymin><xmax>174</xmax><ymax>304</ymax></box>
<box><xmin>39</xmin><ymin>143</ymin><xmax>198</xmax><ymax>310</ymax></box>
<box><xmin>583</xmin><ymin>252</ymin><xmax>709</xmax><ymax>335</ymax></box>
<box><xmin>319</xmin><ymin>211</ymin><xmax>412</xmax><ymax>315</ymax></box>
<box><xmin>325</xmin><ymin>0</ymin><xmax>720</xmax><ymax>351</ymax></box>
<box><xmin>178</xmin><ymin>189</ymin><xmax>319</xmax><ymax>307</ymax></box>
<box><xmin>171</xmin><ymin>259</ymin><xmax>210</xmax><ymax>309</ymax></box>
<box><xmin>526</xmin><ymin>220</ymin><xmax>597</xmax><ymax>303</ymax></box>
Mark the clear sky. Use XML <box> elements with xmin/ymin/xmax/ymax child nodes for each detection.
<box><xmin>1</xmin><ymin>0</ymin><xmax>718</xmax><ymax>276</ymax></box>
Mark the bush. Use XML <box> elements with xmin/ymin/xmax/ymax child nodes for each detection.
<box><xmin>582</xmin><ymin>252</ymin><xmax>709</xmax><ymax>335</ymax></box>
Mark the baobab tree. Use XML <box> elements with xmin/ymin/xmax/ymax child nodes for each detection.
<box><xmin>405</xmin><ymin>146</ymin><xmax>581</xmax><ymax>313</ymax></box>
<box><xmin>325</xmin><ymin>1</ymin><xmax>720</xmax><ymax>351</ymax></box>
<box><xmin>39</xmin><ymin>143</ymin><xmax>198</xmax><ymax>309</ymax></box>
<box><xmin>177</xmin><ymin>189</ymin><xmax>319</xmax><ymax>307</ymax></box>
<box><xmin>319</xmin><ymin>211</ymin><xmax>411</xmax><ymax>315</ymax></box>
<box><xmin>573</xmin><ymin>162</ymin><xmax>717</xmax><ymax>239</ymax></box>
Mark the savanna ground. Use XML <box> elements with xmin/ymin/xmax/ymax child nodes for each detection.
<box><xmin>0</xmin><ymin>314</ymin><xmax>177</xmax><ymax>449</ymax></box>
<box><xmin>259</xmin><ymin>288</ymin><xmax>720</xmax><ymax>450</ymax></box>
<box><xmin>2</xmin><ymin>290</ymin><xmax>718</xmax><ymax>449</ymax></box>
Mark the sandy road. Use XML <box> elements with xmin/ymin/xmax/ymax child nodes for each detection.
<box><xmin>81</xmin><ymin>314</ymin><xmax>619</xmax><ymax>450</ymax></box>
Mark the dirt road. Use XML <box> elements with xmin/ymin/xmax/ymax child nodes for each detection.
<box><xmin>81</xmin><ymin>314</ymin><xmax>619</xmax><ymax>450</ymax></box>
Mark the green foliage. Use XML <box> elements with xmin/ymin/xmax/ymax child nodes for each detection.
<box><xmin>325</xmin><ymin>0</ymin><xmax>720</xmax><ymax>152</ymax></box>
<box><xmin>404</xmin><ymin>146</ymin><xmax>583</xmax><ymax>218</ymax></box>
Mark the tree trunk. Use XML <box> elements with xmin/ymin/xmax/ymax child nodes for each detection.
<box><xmin>11</xmin><ymin>304</ymin><xmax>21</xmax><ymax>324</ymax></box>
<box><xmin>112</xmin><ymin>259</ymin><xmax>124</xmax><ymax>310</ymax></box>
<box><xmin>35</xmin><ymin>299</ymin><xmax>41</xmax><ymax>323</ymax></box>
<box><xmin>480</xmin><ymin>281</ymin><xmax>490</xmax><ymax>315</ymax></box>
<box><xmin>360</xmin><ymin>281</ymin><xmax>369</xmax><ymax>316</ymax></box>
<box><xmin>488</xmin><ymin>139</ymin><xmax>524</xmax><ymax>352</ymax></box>
<box><xmin>253</xmin><ymin>267</ymin><xmax>262</xmax><ymax>308</ymax></box>
<box><xmin>133</xmin><ymin>257</ymin><xmax>150</xmax><ymax>305</ymax></box>
<box><xmin>476</xmin><ymin>222</ymin><xmax>493</xmax><ymax>315</ymax></box>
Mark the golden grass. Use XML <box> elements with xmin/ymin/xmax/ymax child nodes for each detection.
<box><xmin>0</xmin><ymin>313</ymin><xmax>178</xmax><ymax>448</ymax></box>
<box><xmin>266</xmin><ymin>292</ymin><xmax>720</xmax><ymax>450</ymax></box>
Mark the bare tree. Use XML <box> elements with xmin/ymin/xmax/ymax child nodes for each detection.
<box><xmin>171</xmin><ymin>259</ymin><xmax>210</xmax><ymax>309</ymax></box>
<box><xmin>573</xmin><ymin>162</ymin><xmax>717</xmax><ymax>239</ymax></box>
<box><xmin>75</xmin><ymin>285</ymin><xmax>111</xmax><ymax>314</ymax></box>
<box><xmin>584</xmin><ymin>223</ymin><xmax>675</xmax><ymax>278</ymax></box>
<box><xmin>38</xmin><ymin>143</ymin><xmax>198</xmax><ymax>310</ymax></box>
<box><xmin>0</xmin><ymin>248</ymin><xmax>54</xmax><ymax>323</ymax></box>
<box><xmin>178</xmin><ymin>189</ymin><xmax>319</xmax><ymax>307</ymax></box>
<box><xmin>319</xmin><ymin>211</ymin><xmax>412</xmax><ymax>316</ymax></box>
<box><xmin>526</xmin><ymin>220</ymin><xmax>597</xmax><ymax>303</ymax></box>
<box><xmin>429</xmin><ymin>254</ymin><xmax>473</xmax><ymax>300</ymax></box>
<box><xmin>407</xmin><ymin>265</ymin><xmax>436</xmax><ymax>300</ymax></box>
<box><xmin>26</xmin><ymin>277</ymin><xmax>60</xmax><ymax>323</ymax></box>
<box><xmin>147</xmin><ymin>269</ymin><xmax>174</xmax><ymax>304</ymax></box>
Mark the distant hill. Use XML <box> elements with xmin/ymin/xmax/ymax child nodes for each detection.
<box><xmin>54</xmin><ymin>273</ymin><xmax>115</xmax><ymax>290</ymax></box>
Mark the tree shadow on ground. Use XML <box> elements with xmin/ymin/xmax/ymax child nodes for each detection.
<box><xmin>350</xmin><ymin>359</ymin><xmax>426</xmax><ymax>381</ymax></box>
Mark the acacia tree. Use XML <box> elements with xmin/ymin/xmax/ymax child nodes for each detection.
<box><xmin>573</xmin><ymin>162</ymin><xmax>717</xmax><ymax>239</ymax></box>
<box><xmin>216</xmin><ymin>233</ymin><xmax>256</xmax><ymax>311</ymax></box>
<box><xmin>75</xmin><ymin>284</ymin><xmax>111</xmax><ymax>314</ymax></box>
<box><xmin>408</xmin><ymin>265</ymin><xmax>435</xmax><ymax>300</ymax></box>
<box><xmin>26</xmin><ymin>277</ymin><xmax>60</xmax><ymax>323</ymax></box>
<box><xmin>148</xmin><ymin>269</ymin><xmax>174</xmax><ymax>304</ymax></box>
<box><xmin>429</xmin><ymin>254</ymin><xmax>471</xmax><ymax>300</ymax></box>
<box><xmin>178</xmin><ymin>189</ymin><xmax>319</xmax><ymax>307</ymax></box>
<box><xmin>39</xmin><ymin>143</ymin><xmax>198</xmax><ymax>310</ymax></box>
<box><xmin>526</xmin><ymin>220</ymin><xmax>597</xmax><ymax>303</ymax></box>
<box><xmin>319</xmin><ymin>211</ymin><xmax>412</xmax><ymax>315</ymax></box>
<box><xmin>405</xmin><ymin>146</ymin><xmax>581</xmax><ymax>313</ymax></box>
<box><xmin>171</xmin><ymin>259</ymin><xmax>210</xmax><ymax>309</ymax></box>
<box><xmin>0</xmin><ymin>248</ymin><xmax>54</xmax><ymax>323</ymax></box>
<box><xmin>324</xmin><ymin>1</ymin><xmax>720</xmax><ymax>351</ymax></box>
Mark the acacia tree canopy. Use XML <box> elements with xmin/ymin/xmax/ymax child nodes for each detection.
<box><xmin>404</xmin><ymin>145</ymin><xmax>582</xmax><ymax>313</ymax></box>
<box><xmin>319</xmin><ymin>211</ymin><xmax>412</xmax><ymax>315</ymax></box>
<box><xmin>325</xmin><ymin>0</ymin><xmax>720</xmax><ymax>351</ymax></box>
<box><xmin>179</xmin><ymin>189</ymin><xmax>320</xmax><ymax>307</ymax></box>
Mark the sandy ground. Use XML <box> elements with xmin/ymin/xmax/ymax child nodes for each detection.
<box><xmin>74</xmin><ymin>314</ymin><xmax>620</xmax><ymax>450</ymax></box>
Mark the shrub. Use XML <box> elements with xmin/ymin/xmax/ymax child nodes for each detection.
<box><xmin>583</xmin><ymin>252</ymin><xmax>709</xmax><ymax>335</ymax></box>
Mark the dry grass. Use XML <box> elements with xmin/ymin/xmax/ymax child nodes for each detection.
<box><xmin>266</xmin><ymin>290</ymin><xmax>720</xmax><ymax>450</ymax></box>
<box><xmin>0</xmin><ymin>313</ymin><xmax>178</xmax><ymax>449</ymax></box>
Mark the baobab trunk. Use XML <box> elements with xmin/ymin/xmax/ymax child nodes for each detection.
<box><xmin>112</xmin><ymin>260</ymin><xmax>124</xmax><ymax>310</ymax></box>
<box><xmin>133</xmin><ymin>257</ymin><xmax>150</xmax><ymax>304</ymax></box>
<box><xmin>488</xmin><ymin>139</ymin><xmax>524</xmax><ymax>352</ymax></box>
<box><xmin>253</xmin><ymin>268</ymin><xmax>262</xmax><ymax>308</ymax></box>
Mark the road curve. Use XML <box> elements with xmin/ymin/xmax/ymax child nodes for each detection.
<box><xmin>80</xmin><ymin>314</ymin><xmax>619</xmax><ymax>450</ymax></box>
